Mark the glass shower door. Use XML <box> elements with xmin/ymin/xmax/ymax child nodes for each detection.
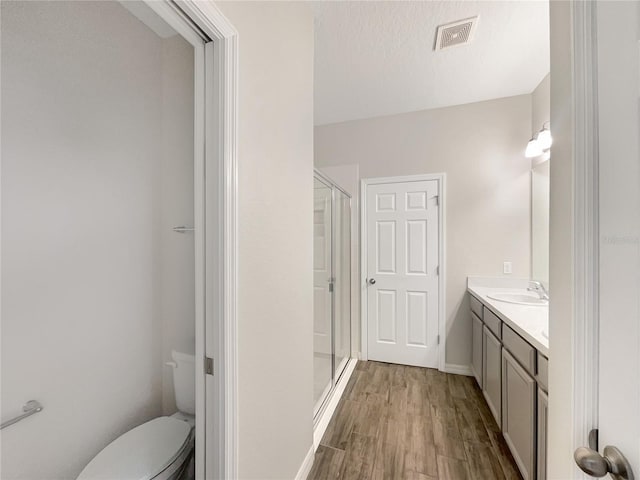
<box><xmin>333</xmin><ymin>189</ymin><xmax>351</xmax><ymax>382</ymax></box>
<box><xmin>313</xmin><ymin>177</ymin><xmax>333</xmax><ymax>415</ymax></box>
<box><xmin>313</xmin><ymin>171</ymin><xmax>352</xmax><ymax>419</ymax></box>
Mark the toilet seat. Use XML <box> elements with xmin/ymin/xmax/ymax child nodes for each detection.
<box><xmin>77</xmin><ymin>416</ymin><xmax>192</xmax><ymax>480</ymax></box>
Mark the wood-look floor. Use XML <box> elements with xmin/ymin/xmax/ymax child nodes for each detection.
<box><xmin>308</xmin><ymin>361</ymin><xmax>523</xmax><ymax>480</ymax></box>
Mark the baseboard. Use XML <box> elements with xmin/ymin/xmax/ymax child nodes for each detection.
<box><xmin>312</xmin><ymin>358</ymin><xmax>358</xmax><ymax>450</ymax></box>
<box><xmin>294</xmin><ymin>446</ymin><xmax>315</xmax><ymax>480</ymax></box>
<box><xmin>443</xmin><ymin>363</ymin><xmax>473</xmax><ymax>376</ymax></box>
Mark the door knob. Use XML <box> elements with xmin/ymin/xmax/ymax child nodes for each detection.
<box><xmin>368</xmin><ymin>278</ymin><xmax>376</xmax><ymax>285</ymax></box>
<box><xmin>574</xmin><ymin>446</ymin><xmax>634</xmax><ymax>480</ymax></box>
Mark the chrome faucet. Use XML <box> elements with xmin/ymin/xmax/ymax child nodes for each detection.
<box><xmin>528</xmin><ymin>280</ymin><xmax>549</xmax><ymax>301</ymax></box>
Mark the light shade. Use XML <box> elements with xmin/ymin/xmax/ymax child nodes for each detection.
<box><xmin>537</xmin><ymin>128</ymin><xmax>553</xmax><ymax>150</ymax></box>
<box><xmin>525</xmin><ymin>138</ymin><xmax>543</xmax><ymax>158</ymax></box>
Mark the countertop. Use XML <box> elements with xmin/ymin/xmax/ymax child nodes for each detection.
<box><xmin>467</xmin><ymin>279</ymin><xmax>549</xmax><ymax>357</ymax></box>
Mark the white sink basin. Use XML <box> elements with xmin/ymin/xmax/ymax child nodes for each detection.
<box><xmin>487</xmin><ymin>292</ymin><xmax>549</xmax><ymax>306</ymax></box>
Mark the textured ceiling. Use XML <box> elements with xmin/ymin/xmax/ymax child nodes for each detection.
<box><xmin>313</xmin><ymin>1</ymin><xmax>550</xmax><ymax>125</ymax></box>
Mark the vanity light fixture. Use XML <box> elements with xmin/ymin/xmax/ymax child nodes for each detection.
<box><xmin>525</xmin><ymin>137</ymin><xmax>544</xmax><ymax>158</ymax></box>
<box><xmin>537</xmin><ymin>124</ymin><xmax>553</xmax><ymax>150</ymax></box>
<box><xmin>525</xmin><ymin>122</ymin><xmax>552</xmax><ymax>158</ymax></box>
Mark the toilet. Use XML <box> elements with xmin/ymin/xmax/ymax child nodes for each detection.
<box><xmin>77</xmin><ymin>351</ymin><xmax>196</xmax><ymax>480</ymax></box>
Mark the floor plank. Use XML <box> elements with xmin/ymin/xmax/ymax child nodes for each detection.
<box><xmin>464</xmin><ymin>441</ymin><xmax>506</xmax><ymax>480</ymax></box>
<box><xmin>312</xmin><ymin>361</ymin><xmax>523</xmax><ymax>480</ymax></box>
<box><xmin>437</xmin><ymin>455</ymin><xmax>472</xmax><ymax>480</ymax></box>
<box><xmin>308</xmin><ymin>445</ymin><xmax>345</xmax><ymax>480</ymax></box>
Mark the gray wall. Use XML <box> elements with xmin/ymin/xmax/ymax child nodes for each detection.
<box><xmin>315</xmin><ymin>94</ymin><xmax>533</xmax><ymax>367</ymax></box>
<box><xmin>216</xmin><ymin>2</ymin><xmax>315</xmax><ymax>478</ymax></box>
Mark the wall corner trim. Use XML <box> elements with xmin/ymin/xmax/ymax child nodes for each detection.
<box><xmin>443</xmin><ymin>363</ymin><xmax>474</xmax><ymax>376</ymax></box>
<box><xmin>295</xmin><ymin>446</ymin><xmax>316</xmax><ymax>480</ymax></box>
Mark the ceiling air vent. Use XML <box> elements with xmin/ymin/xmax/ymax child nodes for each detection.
<box><xmin>434</xmin><ymin>16</ymin><xmax>478</xmax><ymax>51</ymax></box>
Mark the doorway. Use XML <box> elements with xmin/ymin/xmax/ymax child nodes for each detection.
<box><xmin>0</xmin><ymin>1</ymin><xmax>238</xmax><ymax>478</ymax></box>
<box><xmin>361</xmin><ymin>174</ymin><xmax>445</xmax><ymax>369</ymax></box>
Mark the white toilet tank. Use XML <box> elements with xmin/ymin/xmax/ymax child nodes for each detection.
<box><xmin>170</xmin><ymin>350</ymin><xmax>195</xmax><ymax>415</ymax></box>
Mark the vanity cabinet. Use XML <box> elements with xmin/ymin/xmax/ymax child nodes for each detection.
<box><xmin>483</xmin><ymin>325</ymin><xmax>502</xmax><ymax>427</ymax></box>
<box><xmin>502</xmin><ymin>349</ymin><xmax>537</xmax><ymax>480</ymax></box>
<box><xmin>471</xmin><ymin>312</ymin><xmax>483</xmax><ymax>387</ymax></box>
<box><xmin>469</xmin><ymin>291</ymin><xmax>549</xmax><ymax>480</ymax></box>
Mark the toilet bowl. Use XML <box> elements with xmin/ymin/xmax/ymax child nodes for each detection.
<box><xmin>77</xmin><ymin>351</ymin><xmax>195</xmax><ymax>480</ymax></box>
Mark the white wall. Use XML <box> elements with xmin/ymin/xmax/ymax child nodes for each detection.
<box><xmin>215</xmin><ymin>2</ymin><xmax>315</xmax><ymax>478</ymax></box>
<box><xmin>1</xmin><ymin>3</ymin><xmax>194</xmax><ymax>478</ymax></box>
<box><xmin>315</xmin><ymin>95</ymin><xmax>532</xmax><ymax>367</ymax></box>
<box><xmin>159</xmin><ymin>35</ymin><xmax>195</xmax><ymax>415</ymax></box>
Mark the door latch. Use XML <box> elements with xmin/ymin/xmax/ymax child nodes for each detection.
<box><xmin>205</xmin><ymin>357</ymin><xmax>214</xmax><ymax>376</ymax></box>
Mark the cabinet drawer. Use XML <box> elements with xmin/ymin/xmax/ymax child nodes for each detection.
<box><xmin>537</xmin><ymin>353</ymin><xmax>548</xmax><ymax>392</ymax></box>
<box><xmin>470</xmin><ymin>294</ymin><xmax>483</xmax><ymax>319</ymax></box>
<box><xmin>483</xmin><ymin>307</ymin><xmax>502</xmax><ymax>339</ymax></box>
<box><xmin>503</xmin><ymin>325</ymin><xmax>536</xmax><ymax>376</ymax></box>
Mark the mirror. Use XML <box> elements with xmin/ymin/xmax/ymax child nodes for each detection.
<box><xmin>531</xmin><ymin>160</ymin><xmax>550</xmax><ymax>286</ymax></box>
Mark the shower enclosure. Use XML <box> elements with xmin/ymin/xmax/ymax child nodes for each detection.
<box><xmin>313</xmin><ymin>170</ymin><xmax>351</xmax><ymax>418</ymax></box>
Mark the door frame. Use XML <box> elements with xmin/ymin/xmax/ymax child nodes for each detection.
<box><xmin>548</xmin><ymin>1</ymin><xmax>600</xmax><ymax>476</ymax></box>
<box><xmin>360</xmin><ymin>174</ymin><xmax>446</xmax><ymax>372</ymax></box>
<box><xmin>570</xmin><ymin>0</ymin><xmax>599</xmax><ymax>465</ymax></box>
<box><xmin>144</xmin><ymin>2</ymin><xmax>239</xmax><ymax>478</ymax></box>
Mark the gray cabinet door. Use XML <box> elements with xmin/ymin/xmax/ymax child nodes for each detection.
<box><xmin>502</xmin><ymin>349</ymin><xmax>536</xmax><ymax>480</ymax></box>
<box><xmin>471</xmin><ymin>312</ymin><xmax>483</xmax><ymax>388</ymax></box>
<box><xmin>482</xmin><ymin>326</ymin><xmax>502</xmax><ymax>427</ymax></box>
<box><xmin>537</xmin><ymin>388</ymin><xmax>548</xmax><ymax>480</ymax></box>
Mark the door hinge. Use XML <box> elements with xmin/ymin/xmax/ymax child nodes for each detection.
<box><xmin>205</xmin><ymin>357</ymin><xmax>214</xmax><ymax>376</ymax></box>
<box><xmin>329</xmin><ymin>282</ymin><xmax>334</xmax><ymax>293</ymax></box>
<box><xmin>434</xmin><ymin>195</ymin><xmax>439</xmax><ymax>206</ymax></box>
<box><xmin>437</xmin><ymin>335</ymin><xmax>440</xmax><ymax>345</ymax></box>
<box><xmin>436</xmin><ymin>265</ymin><xmax>439</xmax><ymax>276</ymax></box>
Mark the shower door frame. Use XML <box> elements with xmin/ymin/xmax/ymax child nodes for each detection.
<box><xmin>144</xmin><ymin>2</ymin><xmax>238</xmax><ymax>479</ymax></box>
<box><xmin>313</xmin><ymin>170</ymin><xmax>355</xmax><ymax>428</ymax></box>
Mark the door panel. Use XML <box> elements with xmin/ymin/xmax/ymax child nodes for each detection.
<box><xmin>483</xmin><ymin>326</ymin><xmax>502</xmax><ymax>427</ymax></box>
<box><xmin>471</xmin><ymin>312</ymin><xmax>483</xmax><ymax>387</ymax></box>
<box><xmin>406</xmin><ymin>291</ymin><xmax>428</xmax><ymax>346</ymax></box>
<box><xmin>376</xmin><ymin>221</ymin><xmax>396</xmax><ymax>273</ymax></box>
<box><xmin>594</xmin><ymin>0</ymin><xmax>640</xmax><ymax>473</ymax></box>
<box><xmin>502</xmin><ymin>349</ymin><xmax>536</xmax><ymax>480</ymax></box>
<box><xmin>366</xmin><ymin>179</ymin><xmax>439</xmax><ymax>368</ymax></box>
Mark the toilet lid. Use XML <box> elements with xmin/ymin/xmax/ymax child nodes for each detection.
<box><xmin>77</xmin><ymin>417</ymin><xmax>192</xmax><ymax>480</ymax></box>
